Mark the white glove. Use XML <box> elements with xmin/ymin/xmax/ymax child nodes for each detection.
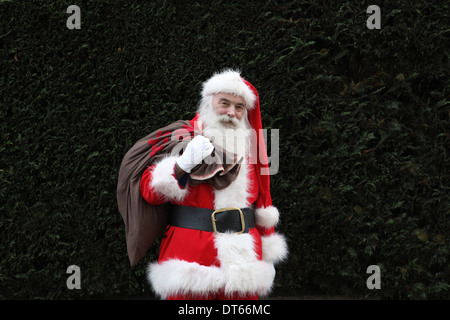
<box><xmin>176</xmin><ymin>135</ymin><xmax>214</xmax><ymax>173</ymax></box>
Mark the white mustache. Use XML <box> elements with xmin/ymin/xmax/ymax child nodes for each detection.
<box><xmin>217</xmin><ymin>114</ymin><xmax>240</xmax><ymax>127</ymax></box>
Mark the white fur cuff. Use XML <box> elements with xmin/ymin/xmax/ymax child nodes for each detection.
<box><xmin>255</xmin><ymin>206</ymin><xmax>279</xmax><ymax>229</ymax></box>
<box><xmin>261</xmin><ymin>233</ymin><xmax>288</xmax><ymax>263</ymax></box>
<box><xmin>150</xmin><ymin>156</ymin><xmax>188</xmax><ymax>202</ymax></box>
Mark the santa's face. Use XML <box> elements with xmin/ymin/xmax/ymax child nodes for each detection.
<box><xmin>212</xmin><ymin>93</ymin><xmax>247</xmax><ymax>125</ymax></box>
<box><xmin>198</xmin><ymin>92</ymin><xmax>250</xmax><ymax>157</ymax></box>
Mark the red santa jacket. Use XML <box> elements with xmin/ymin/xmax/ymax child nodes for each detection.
<box><xmin>140</xmin><ymin>154</ymin><xmax>287</xmax><ymax>298</ymax></box>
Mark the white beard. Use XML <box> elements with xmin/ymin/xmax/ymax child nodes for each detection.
<box><xmin>197</xmin><ymin>97</ymin><xmax>253</xmax><ymax>208</ymax></box>
<box><xmin>198</xmin><ymin>100</ymin><xmax>251</xmax><ymax>159</ymax></box>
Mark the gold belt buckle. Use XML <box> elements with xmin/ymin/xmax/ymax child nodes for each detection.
<box><xmin>211</xmin><ymin>207</ymin><xmax>245</xmax><ymax>235</ymax></box>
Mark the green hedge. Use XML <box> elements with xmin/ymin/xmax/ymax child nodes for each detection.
<box><xmin>1</xmin><ymin>0</ymin><xmax>448</xmax><ymax>299</ymax></box>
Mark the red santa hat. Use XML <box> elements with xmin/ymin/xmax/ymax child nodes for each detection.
<box><xmin>199</xmin><ymin>69</ymin><xmax>279</xmax><ymax>232</ymax></box>
<box><xmin>201</xmin><ymin>69</ymin><xmax>257</xmax><ymax>110</ymax></box>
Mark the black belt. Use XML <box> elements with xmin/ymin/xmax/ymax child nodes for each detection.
<box><xmin>169</xmin><ymin>205</ymin><xmax>255</xmax><ymax>234</ymax></box>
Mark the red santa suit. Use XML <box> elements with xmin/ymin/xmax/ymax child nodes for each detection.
<box><xmin>140</xmin><ymin>70</ymin><xmax>287</xmax><ymax>300</ymax></box>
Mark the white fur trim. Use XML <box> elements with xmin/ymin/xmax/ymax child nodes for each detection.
<box><xmin>147</xmin><ymin>260</ymin><xmax>225</xmax><ymax>299</ymax></box>
<box><xmin>150</xmin><ymin>156</ymin><xmax>188</xmax><ymax>202</ymax></box>
<box><xmin>214</xmin><ymin>232</ymin><xmax>275</xmax><ymax>296</ymax></box>
<box><xmin>261</xmin><ymin>233</ymin><xmax>288</xmax><ymax>263</ymax></box>
<box><xmin>255</xmin><ymin>206</ymin><xmax>280</xmax><ymax>229</ymax></box>
<box><xmin>213</xmin><ymin>162</ymin><xmax>249</xmax><ymax>209</ymax></box>
<box><xmin>202</xmin><ymin>69</ymin><xmax>256</xmax><ymax>109</ymax></box>
<box><xmin>147</xmin><ymin>233</ymin><xmax>276</xmax><ymax>299</ymax></box>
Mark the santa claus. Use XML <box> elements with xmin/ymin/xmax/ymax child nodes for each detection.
<box><xmin>131</xmin><ymin>69</ymin><xmax>287</xmax><ymax>300</ymax></box>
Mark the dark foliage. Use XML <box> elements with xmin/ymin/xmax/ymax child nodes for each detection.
<box><xmin>1</xmin><ymin>0</ymin><xmax>448</xmax><ymax>299</ymax></box>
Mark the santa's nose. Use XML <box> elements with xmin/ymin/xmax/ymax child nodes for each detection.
<box><xmin>227</xmin><ymin>106</ymin><xmax>236</xmax><ymax>117</ymax></box>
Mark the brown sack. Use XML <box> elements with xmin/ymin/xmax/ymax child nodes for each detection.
<box><xmin>117</xmin><ymin>119</ymin><xmax>242</xmax><ymax>266</ymax></box>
